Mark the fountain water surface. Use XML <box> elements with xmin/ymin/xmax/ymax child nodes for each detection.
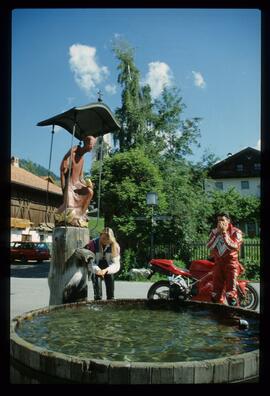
<box><xmin>10</xmin><ymin>299</ymin><xmax>259</xmax><ymax>384</ymax></box>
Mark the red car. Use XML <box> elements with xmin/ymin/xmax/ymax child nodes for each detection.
<box><xmin>10</xmin><ymin>241</ymin><xmax>51</xmax><ymax>262</ymax></box>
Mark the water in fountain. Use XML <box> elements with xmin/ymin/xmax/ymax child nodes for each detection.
<box><xmin>16</xmin><ymin>303</ymin><xmax>259</xmax><ymax>363</ymax></box>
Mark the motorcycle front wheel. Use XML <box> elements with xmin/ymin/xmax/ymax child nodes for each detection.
<box><xmin>238</xmin><ymin>283</ymin><xmax>259</xmax><ymax>310</ymax></box>
<box><xmin>147</xmin><ymin>280</ymin><xmax>171</xmax><ymax>300</ymax></box>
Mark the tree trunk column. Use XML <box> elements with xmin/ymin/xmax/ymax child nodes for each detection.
<box><xmin>48</xmin><ymin>226</ymin><xmax>90</xmax><ymax>305</ymax></box>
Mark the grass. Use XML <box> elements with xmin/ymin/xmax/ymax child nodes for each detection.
<box><xmin>88</xmin><ymin>217</ymin><xmax>104</xmax><ymax>238</ymax></box>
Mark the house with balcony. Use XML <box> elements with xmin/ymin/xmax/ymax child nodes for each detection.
<box><xmin>11</xmin><ymin>156</ymin><xmax>62</xmax><ymax>243</ymax></box>
<box><xmin>204</xmin><ymin>147</ymin><xmax>260</xmax><ymax>236</ymax></box>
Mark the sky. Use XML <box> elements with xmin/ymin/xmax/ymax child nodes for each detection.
<box><xmin>11</xmin><ymin>8</ymin><xmax>261</xmax><ymax>177</ymax></box>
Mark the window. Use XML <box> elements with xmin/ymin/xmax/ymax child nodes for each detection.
<box><xmin>215</xmin><ymin>181</ymin><xmax>223</xmax><ymax>190</ymax></box>
<box><xmin>236</xmin><ymin>164</ymin><xmax>244</xmax><ymax>171</ymax></box>
<box><xmin>254</xmin><ymin>163</ymin><xmax>260</xmax><ymax>170</ymax></box>
<box><xmin>241</xmin><ymin>180</ymin><xmax>249</xmax><ymax>189</ymax></box>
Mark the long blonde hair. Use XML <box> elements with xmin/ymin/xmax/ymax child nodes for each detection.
<box><xmin>99</xmin><ymin>227</ymin><xmax>119</xmax><ymax>257</ymax></box>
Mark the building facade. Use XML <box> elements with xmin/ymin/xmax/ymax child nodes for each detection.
<box><xmin>204</xmin><ymin>147</ymin><xmax>260</xmax><ymax>197</ymax></box>
<box><xmin>204</xmin><ymin>147</ymin><xmax>260</xmax><ymax>236</ymax></box>
<box><xmin>11</xmin><ymin>157</ymin><xmax>62</xmax><ymax>243</ymax></box>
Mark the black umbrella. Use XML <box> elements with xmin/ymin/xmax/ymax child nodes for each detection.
<box><xmin>37</xmin><ymin>101</ymin><xmax>121</xmax><ymax>140</ymax></box>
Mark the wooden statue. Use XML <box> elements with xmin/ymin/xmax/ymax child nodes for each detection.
<box><xmin>55</xmin><ymin>135</ymin><xmax>97</xmax><ymax>227</ymax></box>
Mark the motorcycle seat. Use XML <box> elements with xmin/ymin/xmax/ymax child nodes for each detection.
<box><xmin>149</xmin><ymin>259</ymin><xmax>190</xmax><ymax>276</ymax></box>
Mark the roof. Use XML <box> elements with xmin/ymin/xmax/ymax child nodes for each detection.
<box><xmin>11</xmin><ymin>165</ymin><xmax>62</xmax><ymax>196</ymax></box>
<box><xmin>208</xmin><ymin>147</ymin><xmax>260</xmax><ymax>179</ymax></box>
<box><xmin>40</xmin><ymin>175</ymin><xmax>57</xmax><ymax>184</ymax></box>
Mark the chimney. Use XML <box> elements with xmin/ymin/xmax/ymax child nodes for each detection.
<box><xmin>11</xmin><ymin>156</ymin><xmax>20</xmax><ymax>167</ymax></box>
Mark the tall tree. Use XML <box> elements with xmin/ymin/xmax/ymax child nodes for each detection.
<box><xmin>108</xmin><ymin>38</ymin><xmax>221</xmax><ymax>263</ymax></box>
<box><xmin>112</xmin><ymin>39</ymin><xmax>202</xmax><ymax>161</ymax></box>
<box><xmin>112</xmin><ymin>40</ymin><xmax>145</xmax><ymax>150</ymax></box>
<box><xmin>153</xmin><ymin>86</ymin><xmax>201</xmax><ymax>159</ymax></box>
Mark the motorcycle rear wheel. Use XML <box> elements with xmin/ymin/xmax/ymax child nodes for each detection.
<box><xmin>238</xmin><ymin>283</ymin><xmax>259</xmax><ymax>310</ymax></box>
<box><xmin>147</xmin><ymin>280</ymin><xmax>171</xmax><ymax>300</ymax></box>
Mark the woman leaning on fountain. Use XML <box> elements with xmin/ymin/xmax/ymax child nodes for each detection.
<box><xmin>85</xmin><ymin>227</ymin><xmax>121</xmax><ymax>300</ymax></box>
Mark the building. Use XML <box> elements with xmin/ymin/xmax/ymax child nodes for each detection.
<box><xmin>205</xmin><ymin>147</ymin><xmax>260</xmax><ymax>197</ymax></box>
<box><xmin>204</xmin><ymin>147</ymin><xmax>260</xmax><ymax>236</ymax></box>
<box><xmin>11</xmin><ymin>157</ymin><xmax>62</xmax><ymax>243</ymax></box>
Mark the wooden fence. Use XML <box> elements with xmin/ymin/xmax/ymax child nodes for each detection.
<box><xmin>151</xmin><ymin>239</ymin><xmax>260</xmax><ymax>262</ymax></box>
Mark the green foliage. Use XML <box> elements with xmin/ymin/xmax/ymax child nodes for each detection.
<box><xmin>112</xmin><ymin>40</ymin><xmax>146</xmax><ymax>150</ymax></box>
<box><xmin>172</xmin><ymin>259</ymin><xmax>188</xmax><ymax>269</ymax></box>
<box><xmin>240</xmin><ymin>258</ymin><xmax>260</xmax><ymax>281</ymax></box>
<box><xmin>206</xmin><ymin>187</ymin><xmax>260</xmax><ymax>228</ymax></box>
<box><xmin>88</xmin><ymin>217</ymin><xmax>105</xmax><ymax>238</ymax></box>
<box><xmin>109</xmin><ymin>39</ymin><xmax>216</xmax><ymax>264</ymax></box>
<box><xmin>90</xmin><ymin>38</ymin><xmax>261</xmax><ymax>268</ymax></box>
<box><xmin>149</xmin><ymin>157</ymin><xmax>213</xmax><ymax>263</ymax></box>
<box><xmin>116</xmin><ymin>248</ymin><xmax>137</xmax><ymax>280</ymax></box>
<box><xmin>112</xmin><ymin>40</ymin><xmax>202</xmax><ymax>161</ymax></box>
<box><xmin>91</xmin><ymin>149</ymin><xmax>167</xmax><ymax>254</ymax></box>
<box><xmin>153</xmin><ymin>87</ymin><xmax>201</xmax><ymax>159</ymax></box>
<box><xmin>20</xmin><ymin>158</ymin><xmax>60</xmax><ymax>184</ymax></box>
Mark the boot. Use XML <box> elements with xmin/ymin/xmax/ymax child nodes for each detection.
<box><xmin>104</xmin><ymin>274</ymin><xmax>114</xmax><ymax>300</ymax></box>
<box><xmin>92</xmin><ymin>274</ymin><xmax>102</xmax><ymax>300</ymax></box>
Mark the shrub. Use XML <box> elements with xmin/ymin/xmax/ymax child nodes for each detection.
<box><xmin>240</xmin><ymin>258</ymin><xmax>260</xmax><ymax>281</ymax></box>
<box><xmin>116</xmin><ymin>248</ymin><xmax>137</xmax><ymax>280</ymax></box>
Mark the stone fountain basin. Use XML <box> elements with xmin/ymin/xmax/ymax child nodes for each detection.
<box><xmin>10</xmin><ymin>299</ymin><xmax>259</xmax><ymax>384</ymax></box>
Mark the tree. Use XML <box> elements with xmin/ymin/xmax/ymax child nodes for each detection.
<box><xmin>20</xmin><ymin>158</ymin><xmax>60</xmax><ymax>184</ymax></box>
<box><xmin>112</xmin><ymin>39</ymin><xmax>203</xmax><ymax>161</ymax></box>
<box><xmin>107</xmin><ymin>38</ymin><xmax>230</xmax><ymax>264</ymax></box>
<box><xmin>207</xmin><ymin>187</ymin><xmax>260</xmax><ymax>230</ymax></box>
<box><xmin>91</xmin><ymin>149</ymin><xmax>167</xmax><ymax>255</ymax></box>
<box><xmin>153</xmin><ymin>87</ymin><xmax>202</xmax><ymax>159</ymax></box>
<box><xmin>112</xmin><ymin>40</ymin><xmax>146</xmax><ymax>150</ymax></box>
<box><xmin>152</xmin><ymin>157</ymin><xmax>213</xmax><ymax>262</ymax></box>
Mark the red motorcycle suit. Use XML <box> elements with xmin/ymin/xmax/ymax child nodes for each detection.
<box><xmin>206</xmin><ymin>223</ymin><xmax>244</xmax><ymax>303</ymax></box>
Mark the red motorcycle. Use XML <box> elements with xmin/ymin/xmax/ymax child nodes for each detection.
<box><xmin>147</xmin><ymin>258</ymin><xmax>259</xmax><ymax>310</ymax></box>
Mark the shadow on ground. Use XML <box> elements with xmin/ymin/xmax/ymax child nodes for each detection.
<box><xmin>10</xmin><ymin>261</ymin><xmax>50</xmax><ymax>278</ymax></box>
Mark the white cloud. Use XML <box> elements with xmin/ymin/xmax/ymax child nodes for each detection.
<box><xmin>45</xmin><ymin>125</ymin><xmax>63</xmax><ymax>133</ymax></box>
<box><xmin>192</xmin><ymin>71</ymin><xmax>206</xmax><ymax>88</ymax></box>
<box><xmin>54</xmin><ymin>125</ymin><xmax>63</xmax><ymax>133</ymax></box>
<box><xmin>255</xmin><ymin>139</ymin><xmax>261</xmax><ymax>150</ymax></box>
<box><xmin>69</xmin><ymin>44</ymin><xmax>109</xmax><ymax>97</ymax></box>
<box><xmin>105</xmin><ymin>84</ymin><xmax>117</xmax><ymax>95</ymax></box>
<box><xmin>143</xmin><ymin>61</ymin><xmax>173</xmax><ymax>99</ymax></box>
<box><xmin>113</xmin><ymin>33</ymin><xmax>122</xmax><ymax>40</ymax></box>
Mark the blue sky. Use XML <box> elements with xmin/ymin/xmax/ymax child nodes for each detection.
<box><xmin>12</xmin><ymin>8</ymin><xmax>261</xmax><ymax>176</ymax></box>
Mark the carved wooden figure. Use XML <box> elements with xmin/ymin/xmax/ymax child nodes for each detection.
<box><xmin>55</xmin><ymin>135</ymin><xmax>97</xmax><ymax>227</ymax></box>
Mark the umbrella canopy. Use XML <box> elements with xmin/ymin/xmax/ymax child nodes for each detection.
<box><xmin>37</xmin><ymin>102</ymin><xmax>121</xmax><ymax>140</ymax></box>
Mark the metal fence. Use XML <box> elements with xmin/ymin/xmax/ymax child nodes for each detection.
<box><xmin>240</xmin><ymin>239</ymin><xmax>260</xmax><ymax>261</ymax></box>
<box><xmin>151</xmin><ymin>239</ymin><xmax>260</xmax><ymax>262</ymax></box>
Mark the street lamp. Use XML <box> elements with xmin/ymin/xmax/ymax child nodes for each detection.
<box><xmin>146</xmin><ymin>192</ymin><xmax>158</xmax><ymax>259</ymax></box>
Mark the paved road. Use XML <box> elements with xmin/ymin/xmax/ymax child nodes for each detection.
<box><xmin>10</xmin><ymin>261</ymin><xmax>153</xmax><ymax>318</ymax></box>
<box><xmin>10</xmin><ymin>261</ymin><xmax>260</xmax><ymax>319</ymax></box>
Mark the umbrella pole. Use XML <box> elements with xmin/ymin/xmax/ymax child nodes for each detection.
<box><xmin>64</xmin><ymin>117</ymin><xmax>77</xmax><ymax>229</ymax></box>
<box><xmin>45</xmin><ymin>125</ymin><xmax>55</xmax><ymax>229</ymax></box>
<box><xmin>90</xmin><ymin>136</ymin><xmax>104</xmax><ymax>233</ymax></box>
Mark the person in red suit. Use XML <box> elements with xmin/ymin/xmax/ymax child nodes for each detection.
<box><xmin>207</xmin><ymin>212</ymin><xmax>244</xmax><ymax>306</ymax></box>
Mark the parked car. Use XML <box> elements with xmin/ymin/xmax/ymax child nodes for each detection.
<box><xmin>10</xmin><ymin>241</ymin><xmax>51</xmax><ymax>262</ymax></box>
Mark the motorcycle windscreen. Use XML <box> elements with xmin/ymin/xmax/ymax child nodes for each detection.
<box><xmin>37</xmin><ymin>102</ymin><xmax>121</xmax><ymax>140</ymax></box>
